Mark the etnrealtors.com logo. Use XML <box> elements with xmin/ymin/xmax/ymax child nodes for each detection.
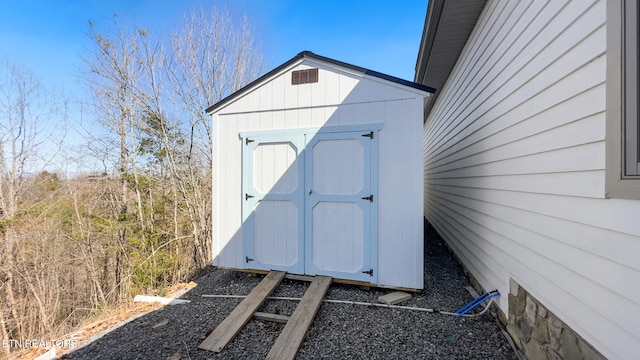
<box><xmin>2</xmin><ymin>339</ymin><xmax>77</xmax><ymax>349</ymax></box>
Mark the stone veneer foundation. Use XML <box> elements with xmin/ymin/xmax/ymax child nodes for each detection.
<box><xmin>503</xmin><ymin>280</ymin><xmax>605</xmax><ymax>360</ymax></box>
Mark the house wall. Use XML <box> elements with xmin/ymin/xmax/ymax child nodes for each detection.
<box><xmin>422</xmin><ymin>0</ymin><xmax>640</xmax><ymax>359</ymax></box>
<box><xmin>212</xmin><ymin>59</ymin><xmax>426</xmax><ymax>289</ymax></box>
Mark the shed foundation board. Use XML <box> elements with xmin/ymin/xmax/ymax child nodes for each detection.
<box><xmin>216</xmin><ymin>267</ymin><xmax>422</xmax><ymax>292</ymax></box>
<box><xmin>378</xmin><ymin>291</ymin><xmax>412</xmax><ymax>305</ymax></box>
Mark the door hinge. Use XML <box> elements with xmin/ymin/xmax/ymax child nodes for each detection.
<box><xmin>245</xmin><ymin>256</ymin><xmax>254</xmax><ymax>263</ymax></box>
<box><xmin>245</xmin><ymin>138</ymin><xmax>254</xmax><ymax>145</ymax></box>
<box><xmin>362</xmin><ymin>269</ymin><xmax>374</xmax><ymax>277</ymax></box>
<box><xmin>361</xmin><ymin>194</ymin><xmax>373</xmax><ymax>202</ymax></box>
<box><xmin>245</xmin><ymin>193</ymin><xmax>255</xmax><ymax>201</ymax></box>
<box><xmin>361</xmin><ymin>131</ymin><xmax>374</xmax><ymax>139</ymax></box>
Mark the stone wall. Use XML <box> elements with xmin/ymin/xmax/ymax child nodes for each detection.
<box><xmin>505</xmin><ymin>280</ymin><xmax>605</xmax><ymax>360</ymax></box>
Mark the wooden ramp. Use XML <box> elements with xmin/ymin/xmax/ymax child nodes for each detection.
<box><xmin>266</xmin><ymin>275</ymin><xmax>332</xmax><ymax>360</ymax></box>
<box><xmin>199</xmin><ymin>271</ymin><xmax>332</xmax><ymax>359</ymax></box>
<box><xmin>198</xmin><ymin>270</ymin><xmax>286</xmax><ymax>352</ymax></box>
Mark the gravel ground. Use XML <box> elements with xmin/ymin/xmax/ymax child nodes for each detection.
<box><xmin>63</xmin><ymin>224</ymin><xmax>517</xmax><ymax>360</ymax></box>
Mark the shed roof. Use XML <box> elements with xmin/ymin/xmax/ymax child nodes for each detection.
<box><xmin>206</xmin><ymin>51</ymin><xmax>435</xmax><ymax>114</ymax></box>
<box><xmin>414</xmin><ymin>0</ymin><xmax>487</xmax><ymax>116</ymax></box>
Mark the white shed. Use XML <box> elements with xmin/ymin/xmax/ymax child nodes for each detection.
<box><xmin>208</xmin><ymin>51</ymin><xmax>434</xmax><ymax>290</ymax></box>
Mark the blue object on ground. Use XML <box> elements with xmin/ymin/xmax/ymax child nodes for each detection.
<box><xmin>455</xmin><ymin>290</ymin><xmax>500</xmax><ymax>316</ymax></box>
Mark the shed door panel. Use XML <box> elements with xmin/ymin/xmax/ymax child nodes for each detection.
<box><xmin>305</xmin><ymin>132</ymin><xmax>376</xmax><ymax>282</ymax></box>
<box><xmin>242</xmin><ymin>134</ymin><xmax>305</xmax><ymax>274</ymax></box>
<box><xmin>241</xmin><ymin>126</ymin><xmax>378</xmax><ymax>283</ymax></box>
<box><xmin>311</xmin><ymin>202</ymin><xmax>363</xmax><ymax>273</ymax></box>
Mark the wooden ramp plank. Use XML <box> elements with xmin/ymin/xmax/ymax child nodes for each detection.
<box><xmin>198</xmin><ymin>270</ymin><xmax>286</xmax><ymax>352</ymax></box>
<box><xmin>266</xmin><ymin>276</ymin><xmax>332</xmax><ymax>360</ymax></box>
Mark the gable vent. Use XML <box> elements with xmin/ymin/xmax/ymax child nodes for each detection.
<box><xmin>292</xmin><ymin>68</ymin><xmax>319</xmax><ymax>85</ymax></box>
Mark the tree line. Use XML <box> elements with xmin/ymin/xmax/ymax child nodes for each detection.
<box><xmin>0</xmin><ymin>8</ymin><xmax>263</xmax><ymax>356</ymax></box>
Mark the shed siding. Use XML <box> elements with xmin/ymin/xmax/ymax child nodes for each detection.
<box><xmin>423</xmin><ymin>1</ymin><xmax>640</xmax><ymax>358</ymax></box>
<box><xmin>213</xmin><ymin>60</ymin><xmax>425</xmax><ymax>289</ymax></box>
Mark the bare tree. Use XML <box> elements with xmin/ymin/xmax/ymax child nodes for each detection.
<box><xmin>0</xmin><ymin>7</ymin><xmax>264</xmax><ymax>356</ymax></box>
<box><xmin>162</xmin><ymin>8</ymin><xmax>265</xmax><ymax>268</ymax></box>
<box><xmin>84</xmin><ymin>18</ymin><xmax>148</xmax><ymax>300</ymax></box>
<box><xmin>85</xmin><ymin>18</ymin><xmax>142</xmax><ymax>215</ymax></box>
<box><xmin>78</xmin><ymin>7</ymin><xmax>264</xmax><ymax>305</ymax></box>
<box><xmin>0</xmin><ymin>60</ymin><xmax>66</xmax><ymax>350</ymax></box>
<box><xmin>166</xmin><ymin>8</ymin><xmax>264</xmax><ymax>163</ymax></box>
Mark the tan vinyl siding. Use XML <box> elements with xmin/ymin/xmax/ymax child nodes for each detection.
<box><xmin>423</xmin><ymin>1</ymin><xmax>640</xmax><ymax>359</ymax></box>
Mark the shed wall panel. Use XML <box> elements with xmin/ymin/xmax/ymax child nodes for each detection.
<box><xmin>212</xmin><ymin>113</ymin><xmax>244</xmax><ymax>269</ymax></box>
<box><xmin>423</xmin><ymin>0</ymin><xmax>640</xmax><ymax>358</ymax></box>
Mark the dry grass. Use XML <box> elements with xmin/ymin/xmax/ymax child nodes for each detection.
<box><xmin>8</xmin><ymin>282</ymin><xmax>197</xmax><ymax>360</ymax></box>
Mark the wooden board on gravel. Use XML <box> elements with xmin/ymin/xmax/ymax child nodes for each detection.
<box><xmin>198</xmin><ymin>270</ymin><xmax>286</xmax><ymax>352</ymax></box>
<box><xmin>266</xmin><ymin>275</ymin><xmax>332</xmax><ymax>360</ymax></box>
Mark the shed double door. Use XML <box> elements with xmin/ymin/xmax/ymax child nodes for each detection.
<box><xmin>241</xmin><ymin>126</ymin><xmax>378</xmax><ymax>283</ymax></box>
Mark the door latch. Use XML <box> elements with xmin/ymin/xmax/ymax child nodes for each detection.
<box><xmin>362</xmin><ymin>269</ymin><xmax>374</xmax><ymax>276</ymax></box>
<box><xmin>245</xmin><ymin>193</ymin><xmax>255</xmax><ymax>201</ymax></box>
<box><xmin>245</xmin><ymin>256</ymin><xmax>254</xmax><ymax>263</ymax></box>
<box><xmin>361</xmin><ymin>195</ymin><xmax>373</xmax><ymax>202</ymax></box>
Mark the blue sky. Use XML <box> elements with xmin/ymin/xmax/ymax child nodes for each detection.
<box><xmin>0</xmin><ymin>0</ymin><xmax>427</xmax><ymax>173</ymax></box>
<box><xmin>0</xmin><ymin>0</ymin><xmax>427</xmax><ymax>96</ymax></box>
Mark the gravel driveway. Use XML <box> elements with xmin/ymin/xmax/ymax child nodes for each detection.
<box><xmin>63</xmin><ymin>224</ymin><xmax>517</xmax><ymax>359</ymax></box>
